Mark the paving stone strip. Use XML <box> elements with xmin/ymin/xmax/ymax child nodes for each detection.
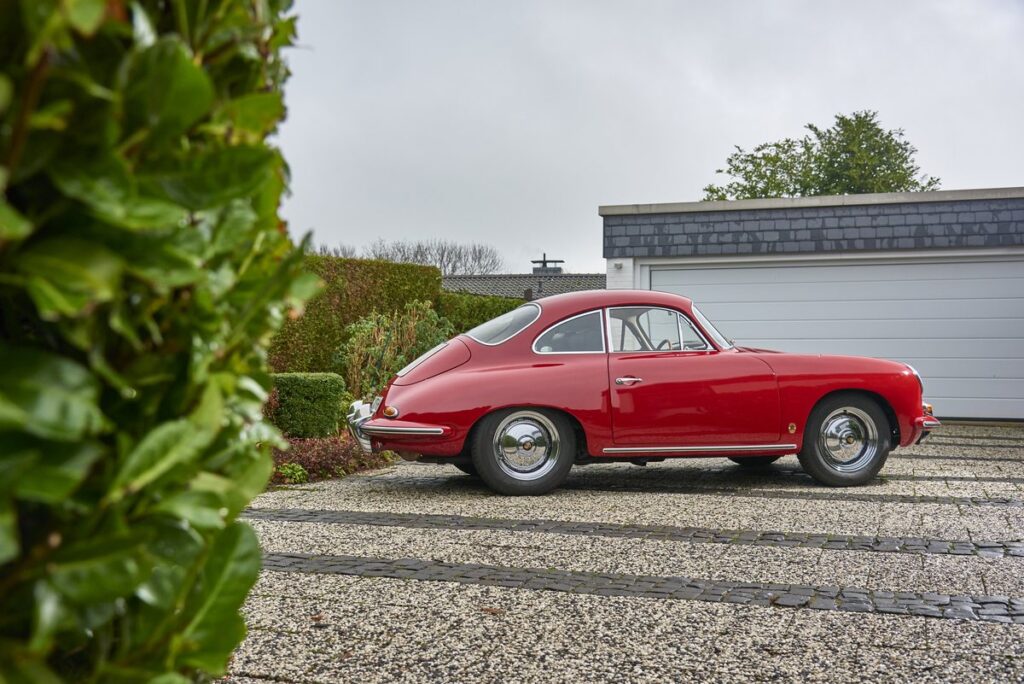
<box><xmin>261</xmin><ymin>552</ymin><xmax>1024</xmax><ymax>625</ymax></box>
<box><xmin>243</xmin><ymin>508</ymin><xmax>1024</xmax><ymax>559</ymax></box>
<box><xmin>899</xmin><ymin>452</ymin><xmax>1024</xmax><ymax>464</ymax></box>
<box><xmin>560</xmin><ymin>481</ymin><xmax>1024</xmax><ymax>507</ymax></box>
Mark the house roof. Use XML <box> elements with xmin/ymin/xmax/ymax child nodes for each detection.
<box><xmin>442</xmin><ymin>273</ymin><xmax>607</xmax><ymax>300</ymax></box>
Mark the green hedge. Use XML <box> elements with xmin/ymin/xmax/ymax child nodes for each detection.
<box><xmin>269</xmin><ymin>257</ymin><xmax>441</xmax><ymax>372</ymax></box>
<box><xmin>438</xmin><ymin>290</ymin><xmax>522</xmax><ymax>333</ymax></box>
<box><xmin>0</xmin><ymin>2</ymin><xmax>308</xmax><ymax>680</ymax></box>
<box><xmin>268</xmin><ymin>373</ymin><xmax>349</xmax><ymax>437</ymax></box>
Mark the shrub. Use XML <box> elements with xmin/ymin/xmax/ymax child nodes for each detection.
<box><xmin>0</xmin><ymin>3</ymin><xmax>313</xmax><ymax>681</ymax></box>
<box><xmin>337</xmin><ymin>301</ymin><xmax>455</xmax><ymax>399</ymax></box>
<box><xmin>275</xmin><ymin>462</ymin><xmax>309</xmax><ymax>485</ymax></box>
<box><xmin>438</xmin><ymin>290</ymin><xmax>522</xmax><ymax>333</ymax></box>
<box><xmin>268</xmin><ymin>373</ymin><xmax>348</xmax><ymax>437</ymax></box>
<box><xmin>269</xmin><ymin>257</ymin><xmax>441</xmax><ymax>372</ymax></box>
<box><xmin>270</xmin><ymin>434</ymin><xmax>395</xmax><ymax>484</ymax></box>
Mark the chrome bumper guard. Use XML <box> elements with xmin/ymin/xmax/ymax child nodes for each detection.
<box><xmin>346</xmin><ymin>400</ymin><xmax>373</xmax><ymax>453</ymax></box>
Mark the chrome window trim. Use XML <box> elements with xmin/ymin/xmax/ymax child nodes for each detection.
<box><xmin>465</xmin><ymin>302</ymin><xmax>542</xmax><ymax>346</ymax></box>
<box><xmin>603</xmin><ymin>443</ymin><xmax>798</xmax><ymax>454</ymax></box>
<box><xmin>531</xmin><ymin>309</ymin><xmax>606</xmax><ymax>355</ymax></box>
<box><xmin>605</xmin><ymin>306</ymin><xmax>713</xmax><ymax>354</ymax></box>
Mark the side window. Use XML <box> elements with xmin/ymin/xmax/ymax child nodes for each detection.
<box><xmin>534</xmin><ymin>311</ymin><xmax>604</xmax><ymax>353</ymax></box>
<box><xmin>609</xmin><ymin>307</ymin><xmax>681</xmax><ymax>352</ymax></box>
<box><xmin>679</xmin><ymin>315</ymin><xmax>709</xmax><ymax>351</ymax></box>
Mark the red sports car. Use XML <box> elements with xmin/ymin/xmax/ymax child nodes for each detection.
<box><xmin>348</xmin><ymin>290</ymin><xmax>939</xmax><ymax>495</ymax></box>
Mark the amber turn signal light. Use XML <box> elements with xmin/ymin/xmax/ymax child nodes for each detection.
<box><xmin>923</xmin><ymin>403</ymin><xmax>934</xmax><ymax>416</ymax></box>
<box><xmin>382</xmin><ymin>405</ymin><xmax>400</xmax><ymax>418</ymax></box>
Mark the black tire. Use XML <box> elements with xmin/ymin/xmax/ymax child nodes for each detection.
<box><xmin>728</xmin><ymin>456</ymin><xmax>781</xmax><ymax>467</ymax></box>
<box><xmin>797</xmin><ymin>392</ymin><xmax>891</xmax><ymax>487</ymax></box>
<box><xmin>470</xmin><ymin>408</ymin><xmax>575</xmax><ymax>496</ymax></box>
<box><xmin>453</xmin><ymin>462</ymin><xmax>478</xmax><ymax>476</ymax></box>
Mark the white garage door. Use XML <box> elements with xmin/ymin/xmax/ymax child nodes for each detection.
<box><xmin>650</xmin><ymin>257</ymin><xmax>1024</xmax><ymax>420</ymax></box>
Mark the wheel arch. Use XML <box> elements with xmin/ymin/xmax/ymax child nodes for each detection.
<box><xmin>463</xmin><ymin>404</ymin><xmax>590</xmax><ymax>460</ymax></box>
<box><xmin>804</xmin><ymin>389</ymin><xmax>900</xmax><ymax>447</ymax></box>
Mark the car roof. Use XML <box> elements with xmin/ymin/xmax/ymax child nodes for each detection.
<box><xmin>529</xmin><ymin>289</ymin><xmax>695</xmax><ymax>319</ymax></box>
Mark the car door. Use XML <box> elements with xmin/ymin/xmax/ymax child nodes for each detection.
<box><xmin>606</xmin><ymin>306</ymin><xmax>781</xmax><ymax>447</ymax></box>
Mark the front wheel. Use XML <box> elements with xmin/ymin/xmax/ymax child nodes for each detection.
<box><xmin>798</xmin><ymin>393</ymin><xmax>891</xmax><ymax>487</ymax></box>
<box><xmin>471</xmin><ymin>408</ymin><xmax>575</xmax><ymax>495</ymax></box>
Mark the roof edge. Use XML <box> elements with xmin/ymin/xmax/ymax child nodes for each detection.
<box><xmin>598</xmin><ymin>186</ymin><xmax>1024</xmax><ymax>217</ymax></box>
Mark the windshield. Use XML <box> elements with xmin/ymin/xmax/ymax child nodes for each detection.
<box><xmin>691</xmin><ymin>305</ymin><xmax>733</xmax><ymax>349</ymax></box>
<box><xmin>465</xmin><ymin>303</ymin><xmax>541</xmax><ymax>345</ymax></box>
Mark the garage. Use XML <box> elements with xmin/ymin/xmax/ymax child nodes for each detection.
<box><xmin>602</xmin><ymin>187</ymin><xmax>1024</xmax><ymax>420</ymax></box>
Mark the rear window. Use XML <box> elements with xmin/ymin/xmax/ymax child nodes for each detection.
<box><xmin>465</xmin><ymin>303</ymin><xmax>541</xmax><ymax>345</ymax></box>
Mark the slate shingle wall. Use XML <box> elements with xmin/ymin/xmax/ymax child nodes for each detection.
<box><xmin>602</xmin><ymin>197</ymin><xmax>1024</xmax><ymax>259</ymax></box>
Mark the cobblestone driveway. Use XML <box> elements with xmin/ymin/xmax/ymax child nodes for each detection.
<box><xmin>226</xmin><ymin>425</ymin><xmax>1024</xmax><ymax>683</ymax></box>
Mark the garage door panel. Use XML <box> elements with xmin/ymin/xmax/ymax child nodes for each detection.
<box><xmin>720</xmin><ymin>318</ymin><xmax>1024</xmax><ymax>341</ymax></box>
<box><xmin>924</xmin><ymin>398</ymin><xmax>1024</xmax><ymax>419</ymax></box>
<box><xmin>908</xmin><ymin>358</ymin><xmax>1024</xmax><ymax>380</ymax></box>
<box><xmin>648</xmin><ymin>258</ymin><xmax>1024</xmax><ymax>420</ymax></box>
<box><xmin>742</xmin><ymin>338</ymin><xmax>1022</xmax><ymax>359</ymax></box>
<box><xmin>666</xmin><ymin>278</ymin><xmax>1024</xmax><ymax>303</ymax></box>
<box><xmin>700</xmin><ymin>299</ymin><xmax>1020</xmax><ymax>322</ymax></box>
<box><xmin>652</xmin><ymin>261</ymin><xmax>1021</xmax><ymax>286</ymax></box>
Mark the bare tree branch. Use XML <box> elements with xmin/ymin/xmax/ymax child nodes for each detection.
<box><xmin>361</xmin><ymin>239</ymin><xmax>505</xmax><ymax>275</ymax></box>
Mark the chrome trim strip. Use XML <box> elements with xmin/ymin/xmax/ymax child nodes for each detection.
<box><xmin>465</xmin><ymin>302</ymin><xmax>542</xmax><ymax>346</ymax></box>
<box><xmin>531</xmin><ymin>309</ymin><xmax>606</xmax><ymax>355</ymax></box>
<box><xmin>361</xmin><ymin>425</ymin><xmax>446</xmax><ymax>436</ymax></box>
<box><xmin>603</xmin><ymin>443</ymin><xmax>799</xmax><ymax>454</ymax></box>
<box><xmin>922</xmin><ymin>420</ymin><xmax>941</xmax><ymax>429</ymax></box>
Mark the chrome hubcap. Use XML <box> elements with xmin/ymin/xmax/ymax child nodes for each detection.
<box><xmin>492</xmin><ymin>411</ymin><xmax>560</xmax><ymax>481</ymax></box>
<box><xmin>818</xmin><ymin>407</ymin><xmax>879</xmax><ymax>473</ymax></box>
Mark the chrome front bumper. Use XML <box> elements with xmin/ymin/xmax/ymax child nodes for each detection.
<box><xmin>346</xmin><ymin>400</ymin><xmax>374</xmax><ymax>453</ymax></box>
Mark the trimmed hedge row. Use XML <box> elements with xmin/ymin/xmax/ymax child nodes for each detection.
<box><xmin>438</xmin><ymin>290</ymin><xmax>522</xmax><ymax>334</ymax></box>
<box><xmin>269</xmin><ymin>257</ymin><xmax>441</xmax><ymax>372</ymax></box>
<box><xmin>267</xmin><ymin>373</ymin><xmax>349</xmax><ymax>437</ymax></box>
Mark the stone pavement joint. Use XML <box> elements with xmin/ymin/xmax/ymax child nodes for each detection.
<box><xmin>261</xmin><ymin>552</ymin><xmax>1024</xmax><ymax>625</ymax></box>
<box><xmin>243</xmin><ymin>508</ymin><xmax>1024</xmax><ymax>559</ymax></box>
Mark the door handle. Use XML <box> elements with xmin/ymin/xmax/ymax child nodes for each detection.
<box><xmin>615</xmin><ymin>376</ymin><xmax>643</xmax><ymax>385</ymax></box>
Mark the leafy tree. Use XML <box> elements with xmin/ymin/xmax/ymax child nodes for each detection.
<box><xmin>703</xmin><ymin>111</ymin><xmax>940</xmax><ymax>201</ymax></box>
<box><xmin>364</xmin><ymin>238</ymin><xmax>506</xmax><ymax>275</ymax></box>
<box><xmin>0</xmin><ymin>1</ymin><xmax>315</xmax><ymax>681</ymax></box>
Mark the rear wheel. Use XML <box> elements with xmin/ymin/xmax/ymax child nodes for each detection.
<box><xmin>453</xmin><ymin>462</ymin><xmax>478</xmax><ymax>476</ymax></box>
<box><xmin>798</xmin><ymin>393</ymin><xmax>891</xmax><ymax>487</ymax></box>
<box><xmin>729</xmin><ymin>456</ymin><xmax>780</xmax><ymax>467</ymax></box>
<box><xmin>471</xmin><ymin>408</ymin><xmax>575</xmax><ymax>495</ymax></box>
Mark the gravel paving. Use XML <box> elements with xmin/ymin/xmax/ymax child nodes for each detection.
<box><xmin>226</xmin><ymin>425</ymin><xmax>1024</xmax><ymax>682</ymax></box>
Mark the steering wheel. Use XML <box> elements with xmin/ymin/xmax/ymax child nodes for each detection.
<box><xmin>656</xmin><ymin>339</ymin><xmax>672</xmax><ymax>350</ymax></box>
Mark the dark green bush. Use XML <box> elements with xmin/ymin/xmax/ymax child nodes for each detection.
<box><xmin>269</xmin><ymin>257</ymin><xmax>441</xmax><ymax>372</ymax></box>
<box><xmin>0</xmin><ymin>2</ymin><xmax>312</xmax><ymax>681</ymax></box>
<box><xmin>268</xmin><ymin>373</ymin><xmax>348</xmax><ymax>437</ymax></box>
<box><xmin>438</xmin><ymin>290</ymin><xmax>522</xmax><ymax>333</ymax></box>
<box><xmin>336</xmin><ymin>301</ymin><xmax>455</xmax><ymax>399</ymax></box>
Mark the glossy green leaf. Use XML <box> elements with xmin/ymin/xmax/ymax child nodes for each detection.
<box><xmin>49</xmin><ymin>535</ymin><xmax>146</xmax><ymax>604</ymax></box>
<box><xmin>152</xmin><ymin>490</ymin><xmax>226</xmax><ymax>530</ymax></box>
<box><xmin>64</xmin><ymin>0</ymin><xmax>106</xmax><ymax>35</ymax></box>
<box><xmin>109</xmin><ymin>421</ymin><xmax>213</xmax><ymax>501</ymax></box>
<box><xmin>51</xmin><ymin>154</ymin><xmax>190</xmax><ymax>230</ymax></box>
<box><xmin>0</xmin><ymin>200</ymin><xmax>32</xmax><ymax>240</ymax></box>
<box><xmin>218</xmin><ymin>92</ymin><xmax>284</xmax><ymax>138</ymax></box>
<box><xmin>141</xmin><ymin>145</ymin><xmax>276</xmax><ymax>210</ymax></box>
<box><xmin>17</xmin><ymin>238</ymin><xmax>123</xmax><ymax>318</ymax></box>
<box><xmin>176</xmin><ymin>522</ymin><xmax>261</xmax><ymax>673</ymax></box>
<box><xmin>14</xmin><ymin>440</ymin><xmax>104</xmax><ymax>503</ymax></box>
<box><xmin>29</xmin><ymin>582</ymin><xmax>62</xmax><ymax>653</ymax></box>
<box><xmin>0</xmin><ymin>498</ymin><xmax>17</xmax><ymax>564</ymax></box>
<box><xmin>0</xmin><ymin>345</ymin><xmax>107</xmax><ymax>441</ymax></box>
<box><xmin>124</xmin><ymin>37</ymin><xmax>214</xmax><ymax>144</ymax></box>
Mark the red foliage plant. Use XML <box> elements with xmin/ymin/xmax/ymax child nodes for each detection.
<box><xmin>270</xmin><ymin>434</ymin><xmax>393</xmax><ymax>484</ymax></box>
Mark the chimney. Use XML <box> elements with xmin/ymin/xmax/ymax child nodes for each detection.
<box><xmin>531</xmin><ymin>252</ymin><xmax>564</xmax><ymax>275</ymax></box>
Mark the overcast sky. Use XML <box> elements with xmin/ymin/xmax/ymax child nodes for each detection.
<box><xmin>277</xmin><ymin>0</ymin><xmax>1024</xmax><ymax>273</ymax></box>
